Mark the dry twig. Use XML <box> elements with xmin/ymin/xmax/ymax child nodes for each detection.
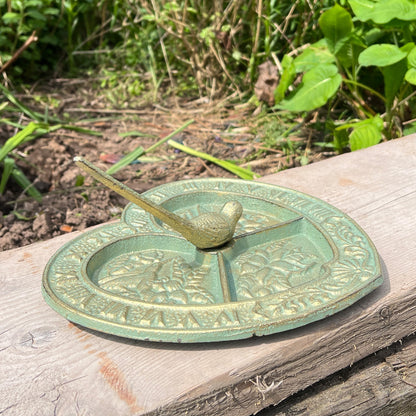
<box><xmin>0</xmin><ymin>31</ymin><xmax>38</xmax><ymax>74</ymax></box>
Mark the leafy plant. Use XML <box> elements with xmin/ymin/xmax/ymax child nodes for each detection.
<box><xmin>0</xmin><ymin>122</ymin><xmax>45</xmax><ymax>200</ymax></box>
<box><xmin>95</xmin><ymin>0</ymin><xmax>333</xmax><ymax>98</ymax></box>
<box><xmin>275</xmin><ymin>1</ymin><xmax>416</xmax><ymax>151</ymax></box>
<box><xmin>0</xmin><ymin>0</ymin><xmax>119</xmax><ymax>79</ymax></box>
<box><xmin>0</xmin><ymin>0</ymin><xmax>60</xmax><ymax>77</ymax></box>
<box><xmin>1</xmin><ymin>0</ymin><xmax>334</xmax><ymax>96</ymax></box>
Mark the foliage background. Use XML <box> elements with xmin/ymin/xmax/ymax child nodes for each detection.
<box><xmin>0</xmin><ymin>1</ymin><xmax>329</xmax><ymax>93</ymax></box>
<box><xmin>2</xmin><ymin>0</ymin><xmax>416</xmax><ymax>154</ymax></box>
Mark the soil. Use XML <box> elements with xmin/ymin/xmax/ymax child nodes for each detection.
<box><xmin>0</xmin><ymin>79</ymin><xmax>330</xmax><ymax>251</ymax></box>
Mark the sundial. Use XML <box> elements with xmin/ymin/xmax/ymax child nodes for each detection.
<box><xmin>42</xmin><ymin>157</ymin><xmax>383</xmax><ymax>343</ymax></box>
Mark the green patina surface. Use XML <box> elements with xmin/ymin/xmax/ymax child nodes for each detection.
<box><xmin>42</xmin><ymin>178</ymin><xmax>382</xmax><ymax>343</ymax></box>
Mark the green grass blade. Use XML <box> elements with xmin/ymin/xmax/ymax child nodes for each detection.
<box><xmin>105</xmin><ymin>119</ymin><xmax>194</xmax><ymax>175</ymax></box>
<box><xmin>0</xmin><ymin>118</ymin><xmax>26</xmax><ymax>129</ymax></box>
<box><xmin>146</xmin><ymin>119</ymin><xmax>194</xmax><ymax>153</ymax></box>
<box><xmin>0</xmin><ymin>157</ymin><xmax>15</xmax><ymax>194</ymax></box>
<box><xmin>106</xmin><ymin>146</ymin><xmax>145</xmax><ymax>175</ymax></box>
<box><xmin>0</xmin><ymin>122</ymin><xmax>46</xmax><ymax>163</ymax></box>
<box><xmin>0</xmin><ymin>101</ymin><xmax>8</xmax><ymax>112</ymax></box>
<box><xmin>11</xmin><ymin>210</ymin><xmax>37</xmax><ymax>221</ymax></box>
<box><xmin>0</xmin><ymin>84</ymin><xmax>43</xmax><ymax>122</ymax></box>
<box><xmin>0</xmin><ymin>84</ymin><xmax>62</xmax><ymax>123</ymax></box>
<box><xmin>167</xmin><ymin>140</ymin><xmax>259</xmax><ymax>180</ymax></box>
<box><xmin>44</xmin><ymin>124</ymin><xmax>103</xmax><ymax>136</ymax></box>
<box><xmin>119</xmin><ymin>131</ymin><xmax>157</xmax><ymax>138</ymax></box>
<box><xmin>61</xmin><ymin>125</ymin><xmax>103</xmax><ymax>136</ymax></box>
<box><xmin>10</xmin><ymin>166</ymin><xmax>42</xmax><ymax>202</ymax></box>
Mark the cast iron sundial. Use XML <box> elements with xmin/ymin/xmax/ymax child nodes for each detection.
<box><xmin>42</xmin><ymin>157</ymin><xmax>382</xmax><ymax>343</ymax></box>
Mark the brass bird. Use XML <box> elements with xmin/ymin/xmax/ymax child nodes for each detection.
<box><xmin>74</xmin><ymin>157</ymin><xmax>243</xmax><ymax>249</ymax></box>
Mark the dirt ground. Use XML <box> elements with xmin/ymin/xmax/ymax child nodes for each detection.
<box><xmin>0</xmin><ymin>80</ymin><xmax>330</xmax><ymax>251</ymax></box>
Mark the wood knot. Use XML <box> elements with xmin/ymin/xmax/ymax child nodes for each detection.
<box><xmin>379</xmin><ymin>306</ymin><xmax>392</xmax><ymax>325</ymax></box>
<box><xmin>13</xmin><ymin>326</ymin><xmax>57</xmax><ymax>352</ymax></box>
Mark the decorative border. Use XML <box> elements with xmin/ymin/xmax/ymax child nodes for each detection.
<box><xmin>42</xmin><ymin>179</ymin><xmax>382</xmax><ymax>342</ymax></box>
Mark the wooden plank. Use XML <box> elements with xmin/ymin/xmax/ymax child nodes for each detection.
<box><xmin>1</xmin><ymin>135</ymin><xmax>416</xmax><ymax>416</ymax></box>
<box><xmin>261</xmin><ymin>333</ymin><xmax>416</xmax><ymax>416</ymax></box>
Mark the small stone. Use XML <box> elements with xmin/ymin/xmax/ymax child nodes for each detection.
<box><xmin>32</xmin><ymin>212</ymin><xmax>53</xmax><ymax>238</ymax></box>
<box><xmin>65</xmin><ymin>208</ymin><xmax>83</xmax><ymax>226</ymax></box>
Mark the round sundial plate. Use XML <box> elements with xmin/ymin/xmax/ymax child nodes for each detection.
<box><xmin>42</xmin><ymin>178</ymin><xmax>382</xmax><ymax>343</ymax></box>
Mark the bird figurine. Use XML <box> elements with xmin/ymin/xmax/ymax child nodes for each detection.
<box><xmin>74</xmin><ymin>157</ymin><xmax>243</xmax><ymax>249</ymax></box>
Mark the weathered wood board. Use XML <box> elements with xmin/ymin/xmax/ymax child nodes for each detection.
<box><xmin>1</xmin><ymin>135</ymin><xmax>416</xmax><ymax>416</ymax></box>
<box><xmin>263</xmin><ymin>333</ymin><xmax>416</xmax><ymax>416</ymax></box>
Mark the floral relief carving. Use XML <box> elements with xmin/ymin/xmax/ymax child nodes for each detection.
<box><xmin>96</xmin><ymin>250</ymin><xmax>215</xmax><ymax>305</ymax></box>
<box><xmin>235</xmin><ymin>240</ymin><xmax>325</xmax><ymax>300</ymax></box>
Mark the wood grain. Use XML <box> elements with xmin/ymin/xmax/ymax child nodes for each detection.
<box><xmin>262</xmin><ymin>333</ymin><xmax>416</xmax><ymax>416</ymax></box>
<box><xmin>1</xmin><ymin>135</ymin><xmax>416</xmax><ymax>415</ymax></box>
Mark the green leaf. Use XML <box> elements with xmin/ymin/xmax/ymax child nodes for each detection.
<box><xmin>0</xmin><ymin>157</ymin><xmax>15</xmax><ymax>194</ymax></box>
<box><xmin>403</xmin><ymin>121</ymin><xmax>416</xmax><ymax>135</ymax></box>
<box><xmin>359</xmin><ymin>44</ymin><xmax>407</xmax><ymax>67</ymax></box>
<box><xmin>26</xmin><ymin>9</ymin><xmax>47</xmax><ymax>22</ymax></box>
<box><xmin>382</xmin><ymin>59</ymin><xmax>407</xmax><ymax>106</ymax></box>
<box><xmin>407</xmin><ymin>46</ymin><xmax>416</xmax><ymax>68</ymax></box>
<box><xmin>75</xmin><ymin>175</ymin><xmax>85</xmax><ymax>187</ymax></box>
<box><xmin>348</xmin><ymin>0</ymin><xmax>375</xmax><ymax>20</ymax></box>
<box><xmin>279</xmin><ymin>64</ymin><xmax>342</xmax><ymax>112</ymax></box>
<box><xmin>293</xmin><ymin>39</ymin><xmax>335</xmax><ymax>72</ymax></box>
<box><xmin>142</xmin><ymin>14</ymin><xmax>156</xmax><ymax>22</ymax></box>
<box><xmin>2</xmin><ymin>12</ymin><xmax>21</xmax><ymax>25</ymax></box>
<box><xmin>44</xmin><ymin>7</ymin><xmax>60</xmax><ymax>16</ymax></box>
<box><xmin>333</xmin><ymin>129</ymin><xmax>350</xmax><ymax>153</ymax></box>
<box><xmin>199</xmin><ymin>27</ymin><xmax>215</xmax><ymax>46</ymax></box>
<box><xmin>364</xmin><ymin>28</ymin><xmax>385</xmax><ymax>45</ymax></box>
<box><xmin>274</xmin><ymin>55</ymin><xmax>296</xmax><ymax>104</ymax></box>
<box><xmin>349</xmin><ymin>124</ymin><xmax>382</xmax><ymax>151</ymax></box>
<box><xmin>349</xmin><ymin>0</ymin><xmax>416</xmax><ymax>24</ymax></box>
<box><xmin>24</xmin><ymin>0</ymin><xmax>44</xmax><ymax>7</ymax></box>
<box><xmin>376</xmin><ymin>0</ymin><xmax>416</xmax><ymax>22</ymax></box>
<box><xmin>319</xmin><ymin>4</ymin><xmax>353</xmax><ymax>55</ymax></box>
<box><xmin>401</xmin><ymin>42</ymin><xmax>415</xmax><ymax>56</ymax></box>
<box><xmin>337</xmin><ymin>34</ymin><xmax>366</xmax><ymax>69</ymax></box>
<box><xmin>405</xmin><ymin>67</ymin><xmax>416</xmax><ymax>84</ymax></box>
<box><xmin>232</xmin><ymin>50</ymin><xmax>242</xmax><ymax>62</ymax></box>
<box><xmin>348</xmin><ymin>116</ymin><xmax>383</xmax><ymax>151</ymax></box>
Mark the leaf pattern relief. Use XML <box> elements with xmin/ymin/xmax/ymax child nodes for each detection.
<box><xmin>330</xmin><ymin>257</ymin><xmax>374</xmax><ymax>285</ymax></box>
<box><xmin>235</xmin><ymin>240</ymin><xmax>324</xmax><ymax>300</ymax></box>
<box><xmin>95</xmin><ymin>250</ymin><xmax>215</xmax><ymax>305</ymax></box>
<box><xmin>235</xmin><ymin>212</ymin><xmax>279</xmax><ymax>234</ymax></box>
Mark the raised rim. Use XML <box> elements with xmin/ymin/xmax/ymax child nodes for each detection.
<box><xmin>42</xmin><ymin>178</ymin><xmax>383</xmax><ymax>343</ymax></box>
